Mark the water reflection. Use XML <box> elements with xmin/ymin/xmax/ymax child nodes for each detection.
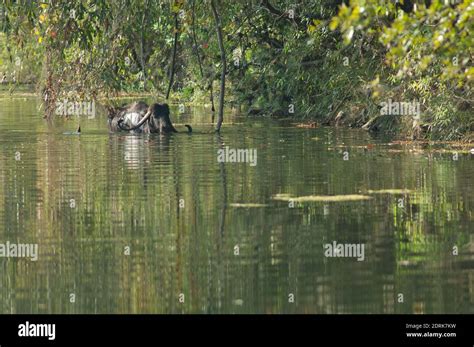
<box><xmin>122</xmin><ymin>136</ymin><xmax>146</xmax><ymax>169</ymax></box>
<box><xmin>0</xmin><ymin>97</ymin><xmax>473</xmax><ymax>314</ymax></box>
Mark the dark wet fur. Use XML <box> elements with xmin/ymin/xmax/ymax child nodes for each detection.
<box><xmin>107</xmin><ymin>102</ymin><xmax>187</xmax><ymax>134</ymax></box>
<box><xmin>146</xmin><ymin>103</ymin><xmax>178</xmax><ymax>134</ymax></box>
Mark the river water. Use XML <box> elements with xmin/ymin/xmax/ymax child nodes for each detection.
<box><xmin>0</xmin><ymin>97</ymin><xmax>473</xmax><ymax>313</ymax></box>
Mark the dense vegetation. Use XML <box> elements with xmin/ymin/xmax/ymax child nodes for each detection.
<box><xmin>0</xmin><ymin>0</ymin><xmax>472</xmax><ymax>139</ymax></box>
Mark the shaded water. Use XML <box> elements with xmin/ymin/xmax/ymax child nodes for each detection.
<box><xmin>0</xmin><ymin>97</ymin><xmax>473</xmax><ymax>314</ymax></box>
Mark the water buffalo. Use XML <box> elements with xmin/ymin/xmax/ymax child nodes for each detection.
<box><xmin>108</xmin><ymin>102</ymin><xmax>191</xmax><ymax>134</ymax></box>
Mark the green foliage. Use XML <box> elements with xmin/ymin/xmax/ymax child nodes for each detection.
<box><xmin>0</xmin><ymin>0</ymin><xmax>472</xmax><ymax>139</ymax></box>
<box><xmin>332</xmin><ymin>0</ymin><xmax>473</xmax><ymax>84</ymax></box>
<box><xmin>331</xmin><ymin>0</ymin><xmax>473</xmax><ymax>139</ymax></box>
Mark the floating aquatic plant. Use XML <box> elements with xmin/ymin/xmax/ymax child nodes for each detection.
<box><xmin>272</xmin><ymin>193</ymin><xmax>372</xmax><ymax>202</ymax></box>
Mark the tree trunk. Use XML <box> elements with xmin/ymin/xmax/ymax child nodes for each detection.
<box><xmin>166</xmin><ymin>13</ymin><xmax>179</xmax><ymax>100</ymax></box>
<box><xmin>191</xmin><ymin>0</ymin><xmax>215</xmax><ymax>112</ymax></box>
<box><xmin>140</xmin><ymin>7</ymin><xmax>147</xmax><ymax>91</ymax></box>
<box><xmin>210</xmin><ymin>82</ymin><xmax>215</xmax><ymax>113</ymax></box>
<box><xmin>211</xmin><ymin>0</ymin><xmax>226</xmax><ymax>132</ymax></box>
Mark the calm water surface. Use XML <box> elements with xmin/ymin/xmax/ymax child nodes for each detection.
<box><xmin>0</xmin><ymin>97</ymin><xmax>473</xmax><ymax>313</ymax></box>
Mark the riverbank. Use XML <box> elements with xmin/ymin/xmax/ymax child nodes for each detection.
<box><xmin>1</xmin><ymin>87</ymin><xmax>472</xmax><ymax>143</ymax></box>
